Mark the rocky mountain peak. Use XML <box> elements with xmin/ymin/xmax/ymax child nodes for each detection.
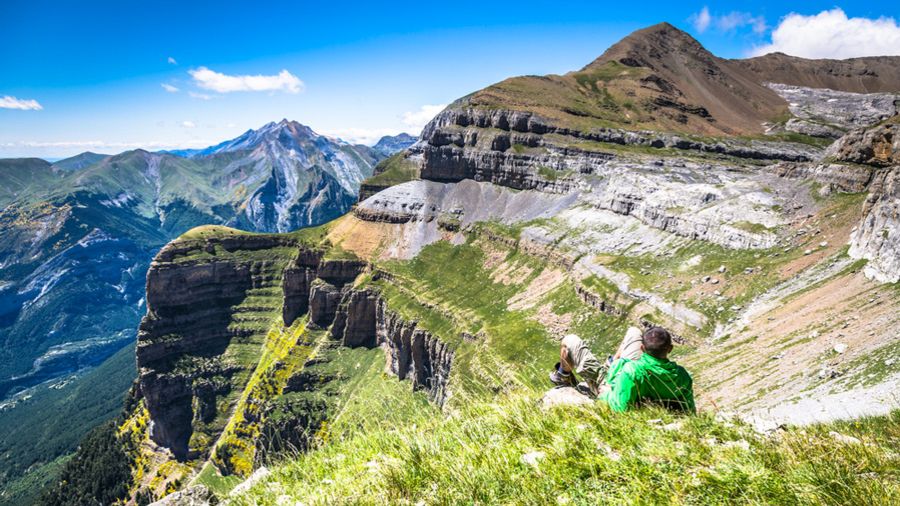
<box><xmin>587</xmin><ymin>22</ymin><xmax>712</xmax><ymax>71</ymax></box>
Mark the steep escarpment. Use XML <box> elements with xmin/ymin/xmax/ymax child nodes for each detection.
<box><xmin>115</xmin><ymin>224</ymin><xmax>462</xmax><ymax>502</ymax></box>
<box><xmin>330</xmin><ymin>291</ymin><xmax>453</xmax><ymax>404</ymax></box>
<box><xmin>137</xmin><ymin>232</ymin><xmax>306</xmax><ymax>458</ymax></box>
<box><xmin>834</xmin><ymin>118</ymin><xmax>900</xmax><ymax>282</ymax></box>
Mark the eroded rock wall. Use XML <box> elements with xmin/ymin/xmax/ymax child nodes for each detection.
<box><xmin>376</xmin><ymin>299</ymin><xmax>453</xmax><ymax>405</ymax></box>
<box><xmin>137</xmin><ymin>234</ymin><xmax>305</xmax><ymax>459</ymax></box>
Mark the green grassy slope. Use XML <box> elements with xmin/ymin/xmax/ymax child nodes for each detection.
<box><xmin>232</xmin><ymin>395</ymin><xmax>900</xmax><ymax>505</ymax></box>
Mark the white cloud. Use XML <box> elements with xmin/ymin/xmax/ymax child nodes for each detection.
<box><xmin>401</xmin><ymin>104</ymin><xmax>446</xmax><ymax>133</ymax></box>
<box><xmin>181</xmin><ymin>120</ymin><xmax>196</xmax><ymax>128</ymax></box>
<box><xmin>188</xmin><ymin>67</ymin><xmax>304</xmax><ymax>94</ymax></box>
<box><xmin>161</xmin><ymin>83</ymin><xmax>179</xmax><ymax>93</ymax></box>
<box><xmin>690</xmin><ymin>7</ymin><xmax>765</xmax><ymax>34</ymax></box>
<box><xmin>717</xmin><ymin>12</ymin><xmax>766</xmax><ymax>34</ymax></box>
<box><xmin>0</xmin><ymin>95</ymin><xmax>43</xmax><ymax>110</ymax></box>
<box><xmin>691</xmin><ymin>7</ymin><xmax>712</xmax><ymax>33</ymax></box>
<box><xmin>321</xmin><ymin>127</ymin><xmax>402</xmax><ymax>146</ymax></box>
<box><xmin>188</xmin><ymin>91</ymin><xmax>215</xmax><ymax>100</ymax></box>
<box><xmin>752</xmin><ymin>8</ymin><xmax>900</xmax><ymax>58</ymax></box>
<box><xmin>167</xmin><ymin>56</ymin><xmax>177</xmax><ymax>65</ymax></box>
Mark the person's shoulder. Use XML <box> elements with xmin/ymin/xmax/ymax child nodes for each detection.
<box><xmin>670</xmin><ymin>360</ymin><xmax>693</xmax><ymax>382</ymax></box>
<box><xmin>618</xmin><ymin>358</ymin><xmax>640</xmax><ymax>375</ymax></box>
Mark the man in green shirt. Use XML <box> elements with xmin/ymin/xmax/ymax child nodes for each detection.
<box><xmin>549</xmin><ymin>326</ymin><xmax>695</xmax><ymax>413</ymax></box>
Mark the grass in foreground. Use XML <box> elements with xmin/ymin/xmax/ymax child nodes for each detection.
<box><xmin>231</xmin><ymin>393</ymin><xmax>899</xmax><ymax>505</ymax></box>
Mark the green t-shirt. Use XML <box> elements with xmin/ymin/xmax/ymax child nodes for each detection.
<box><xmin>600</xmin><ymin>354</ymin><xmax>695</xmax><ymax>413</ymax></box>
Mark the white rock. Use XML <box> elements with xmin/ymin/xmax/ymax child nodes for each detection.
<box><xmin>829</xmin><ymin>431</ymin><xmax>861</xmax><ymax>445</ymax></box>
<box><xmin>520</xmin><ymin>450</ymin><xmax>546</xmax><ymax>467</ymax></box>
<box><xmin>721</xmin><ymin>439</ymin><xmax>751</xmax><ymax>451</ymax></box>
<box><xmin>833</xmin><ymin>343</ymin><xmax>848</xmax><ymax>354</ymax></box>
<box><xmin>718</xmin><ymin>265</ymin><xmax>727</xmax><ymax>273</ymax></box>
<box><xmin>662</xmin><ymin>422</ymin><xmax>683</xmax><ymax>432</ymax></box>
<box><xmin>540</xmin><ymin>387</ymin><xmax>592</xmax><ymax>410</ymax></box>
<box><xmin>230</xmin><ymin>466</ymin><xmax>272</xmax><ymax>497</ymax></box>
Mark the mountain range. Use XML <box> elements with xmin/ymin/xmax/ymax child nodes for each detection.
<box><xmin>0</xmin><ymin>125</ymin><xmax>414</xmax><ymax>503</ymax></box>
<box><xmin>7</xmin><ymin>21</ymin><xmax>900</xmax><ymax>506</ymax></box>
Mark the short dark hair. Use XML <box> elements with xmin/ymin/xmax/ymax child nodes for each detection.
<box><xmin>642</xmin><ymin>327</ymin><xmax>672</xmax><ymax>358</ymax></box>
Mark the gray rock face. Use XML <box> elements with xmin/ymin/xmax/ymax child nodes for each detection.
<box><xmin>421</xmin><ymin>107</ymin><xmax>822</xmax><ymax>169</ymax></box>
<box><xmin>772</xmin><ymin>162</ymin><xmax>875</xmax><ymax>193</ymax></box>
<box><xmin>281</xmin><ymin>250</ymin><xmax>323</xmax><ymax>326</ymax></box>
<box><xmin>377</xmin><ymin>298</ymin><xmax>453</xmax><ymax>405</ymax></box>
<box><xmin>809</xmin><ymin>119</ymin><xmax>900</xmax><ymax>283</ymax></box>
<box><xmin>307</xmin><ymin>259</ymin><xmax>367</xmax><ymax>328</ymax></box>
<box><xmin>768</xmin><ymin>83</ymin><xmax>900</xmax><ymax>138</ymax></box>
<box><xmin>330</xmin><ymin>289</ymin><xmax>379</xmax><ymax>348</ymax></box>
<box><xmin>356</xmin><ymin>179</ymin><xmax>577</xmax><ymax>226</ymax></box>
<box><xmin>541</xmin><ymin>387</ymin><xmax>593</xmax><ymax>409</ymax></box>
<box><xmin>851</xmin><ymin>169</ymin><xmax>900</xmax><ymax>283</ymax></box>
<box><xmin>324</xmin><ymin>288</ymin><xmax>454</xmax><ymax>405</ymax></box>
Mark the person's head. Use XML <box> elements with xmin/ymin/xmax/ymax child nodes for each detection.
<box><xmin>641</xmin><ymin>327</ymin><xmax>673</xmax><ymax>359</ymax></box>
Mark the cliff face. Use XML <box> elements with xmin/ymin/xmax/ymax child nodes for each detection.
<box><xmin>137</xmin><ymin>233</ymin><xmax>304</xmax><ymax>458</ymax></box>
<box><xmin>130</xmin><ymin>226</ymin><xmax>457</xmax><ymax>499</ymax></box>
<box><xmin>833</xmin><ymin>120</ymin><xmax>900</xmax><ymax>282</ymax></box>
<box><xmin>375</xmin><ymin>299</ymin><xmax>453</xmax><ymax>404</ymax></box>
<box><xmin>329</xmin><ymin>290</ymin><xmax>454</xmax><ymax>404</ymax></box>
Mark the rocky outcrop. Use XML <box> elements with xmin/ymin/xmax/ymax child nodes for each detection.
<box><xmin>772</xmin><ymin>162</ymin><xmax>875</xmax><ymax>193</ymax></box>
<box><xmin>420</xmin><ymin>108</ymin><xmax>821</xmax><ymax>180</ymax></box>
<box><xmin>307</xmin><ymin>259</ymin><xmax>366</xmax><ymax>328</ymax></box>
<box><xmin>767</xmin><ymin>83</ymin><xmax>900</xmax><ymax>139</ymax></box>
<box><xmin>850</xmin><ymin>169</ymin><xmax>900</xmax><ymax>283</ymax></box>
<box><xmin>136</xmin><ymin>233</ymin><xmax>302</xmax><ymax>459</ymax></box>
<box><xmin>822</xmin><ymin>119</ymin><xmax>900</xmax><ymax>283</ymax></box>
<box><xmin>282</xmin><ymin>249</ymin><xmax>323</xmax><ymax>326</ymax></box>
<box><xmin>326</xmin><ymin>289</ymin><xmax>454</xmax><ymax>405</ymax></box>
<box><xmin>826</xmin><ymin>120</ymin><xmax>900</xmax><ymax>167</ymax></box>
<box><xmin>330</xmin><ymin>289</ymin><xmax>379</xmax><ymax>348</ymax></box>
<box><xmin>356</xmin><ymin>179</ymin><xmax>577</xmax><ymax>227</ymax></box>
<box><xmin>376</xmin><ymin>299</ymin><xmax>453</xmax><ymax>405</ymax></box>
<box><xmin>308</xmin><ymin>280</ymin><xmax>345</xmax><ymax>328</ymax></box>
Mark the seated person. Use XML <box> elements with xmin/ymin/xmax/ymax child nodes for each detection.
<box><xmin>550</xmin><ymin>326</ymin><xmax>695</xmax><ymax>413</ymax></box>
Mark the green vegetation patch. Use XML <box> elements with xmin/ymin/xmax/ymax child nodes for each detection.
<box><xmin>362</xmin><ymin>152</ymin><xmax>420</xmax><ymax>188</ymax></box>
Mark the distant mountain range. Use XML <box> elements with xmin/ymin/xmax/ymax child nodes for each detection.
<box><xmin>0</xmin><ymin>121</ymin><xmax>414</xmax><ymax>503</ymax></box>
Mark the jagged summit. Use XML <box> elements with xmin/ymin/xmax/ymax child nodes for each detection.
<box><xmin>586</xmin><ymin>22</ymin><xmax>711</xmax><ymax>71</ymax></box>
<box><xmin>173</xmin><ymin>119</ymin><xmax>321</xmax><ymax>158</ymax></box>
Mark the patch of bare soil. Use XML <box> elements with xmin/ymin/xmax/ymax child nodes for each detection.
<box><xmin>530</xmin><ymin>303</ymin><xmax>573</xmax><ymax>339</ymax></box>
<box><xmin>490</xmin><ymin>259</ymin><xmax>534</xmax><ymax>286</ymax></box>
<box><xmin>328</xmin><ymin>216</ymin><xmax>388</xmax><ymax>260</ymax></box>
<box><xmin>508</xmin><ymin>268</ymin><xmax>566</xmax><ymax>310</ymax></box>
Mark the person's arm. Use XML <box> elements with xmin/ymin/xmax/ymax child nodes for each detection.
<box><xmin>683</xmin><ymin>374</ymin><xmax>696</xmax><ymax>414</ymax></box>
<box><xmin>603</xmin><ymin>362</ymin><xmax>637</xmax><ymax>412</ymax></box>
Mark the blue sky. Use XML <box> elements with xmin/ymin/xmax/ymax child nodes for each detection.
<box><xmin>1</xmin><ymin>1</ymin><xmax>899</xmax><ymax>158</ymax></box>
